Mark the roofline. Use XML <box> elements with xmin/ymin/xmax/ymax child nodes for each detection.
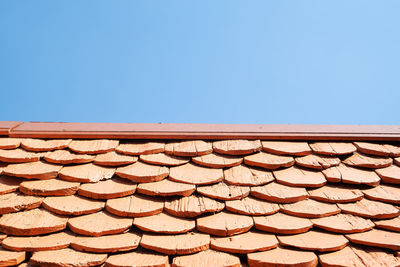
<box><xmin>1</xmin><ymin>121</ymin><xmax>400</xmax><ymax>141</ymax></box>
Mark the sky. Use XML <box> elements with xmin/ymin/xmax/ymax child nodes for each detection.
<box><xmin>0</xmin><ymin>1</ymin><xmax>399</xmax><ymax>125</ymax></box>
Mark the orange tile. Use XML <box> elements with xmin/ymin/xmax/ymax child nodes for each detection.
<box><xmin>308</xmin><ymin>185</ymin><xmax>363</xmax><ymax>203</ymax></box>
<box><xmin>244</xmin><ymin>152</ymin><xmax>294</xmax><ymax>170</ymax></box>
<box><xmin>262</xmin><ymin>141</ymin><xmax>311</xmax><ymax>156</ymax></box>
<box><xmin>77</xmin><ymin>177</ymin><xmax>136</xmax><ymax>199</ymax></box>
<box><xmin>137</xmin><ymin>179</ymin><xmax>195</xmax><ymax>197</ymax></box>
<box><xmin>0</xmin><ymin>175</ymin><xmax>21</xmax><ymax>195</ymax></box>
<box><xmin>363</xmin><ymin>184</ymin><xmax>400</xmax><ymax>204</ymax></box>
<box><xmin>42</xmin><ymin>195</ymin><xmax>104</xmax><ymax>215</ymax></box>
<box><xmin>346</xmin><ymin>229</ymin><xmax>400</xmax><ymax>250</ymax></box>
<box><xmin>197</xmin><ymin>211</ymin><xmax>254</xmax><ymax>236</ymax></box>
<box><xmin>43</xmin><ymin>149</ymin><xmax>94</xmax><ymax>164</ymax></box>
<box><xmin>164</xmin><ymin>195</ymin><xmax>224</xmax><ymax>218</ymax></box>
<box><xmin>336</xmin><ymin>163</ymin><xmax>381</xmax><ymax>186</ymax></box>
<box><xmin>375</xmin><ymin>164</ymin><xmax>400</xmax><ymax>184</ymax></box>
<box><xmin>251</xmin><ymin>182</ymin><xmax>308</xmax><ymax>203</ymax></box>
<box><xmin>224</xmin><ymin>165</ymin><xmax>274</xmax><ymax>186</ymax></box>
<box><xmin>197</xmin><ymin>182</ymin><xmax>250</xmax><ymax>201</ymax></box>
<box><xmin>173</xmin><ymin>249</ymin><xmax>241</xmax><ymax>267</ymax></box>
<box><xmin>0</xmin><ymin>148</ymin><xmax>40</xmax><ymax>163</ymax></box>
<box><xmin>0</xmin><ymin>248</ymin><xmax>25</xmax><ymax>266</ymax></box>
<box><xmin>374</xmin><ymin>217</ymin><xmax>400</xmax><ymax>232</ymax></box>
<box><xmin>338</xmin><ymin>198</ymin><xmax>400</xmax><ymax>219</ymax></box>
<box><xmin>71</xmin><ymin>232</ymin><xmax>140</xmax><ymax>253</ymax></box>
<box><xmin>133</xmin><ymin>212</ymin><xmax>195</xmax><ymax>234</ymax></box>
<box><xmin>253</xmin><ymin>213</ymin><xmax>312</xmax><ymax>234</ymax></box>
<box><xmin>169</xmin><ymin>163</ymin><xmax>223</xmax><ymax>185</ymax></box>
<box><xmin>310</xmin><ymin>142</ymin><xmax>356</xmax><ymax>155</ymax></box>
<box><xmin>295</xmin><ymin>154</ymin><xmax>340</xmax><ymax>170</ymax></box>
<box><xmin>106</xmin><ymin>194</ymin><xmax>163</xmax><ymax>217</ymax></box>
<box><xmin>116</xmin><ymin>161</ymin><xmax>168</xmax><ymax>183</ymax></box>
<box><xmin>0</xmin><ymin>192</ymin><xmax>42</xmax><ymax>214</ymax></box>
<box><xmin>225</xmin><ymin>197</ymin><xmax>279</xmax><ymax>216</ymax></box>
<box><xmin>165</xmin><ymin>140</ymin><xmax>212</xmax><ymax>156</ymax></box>
<box><xmin>69</xmin><ymin>139</ymin><xmax>119</xmax><ymax>154</ymax></box>
<box><xmin>213</xmin><ymin>139</ymin><xmax>261</xmax><ymax>155</ymax></box>
<box><xmin>0</xmin><ymin>138</ymin><xmax>22</xmax><ymax>150</ymax></box>
<box><xmin>20</xmin><ymin>139</ymin><xmax>71</xmax><ymax>152</ymax></box>
<box><xmin>106</xmin><ymin>250</ymin><xmax>169</xmax><ymax>267</ymax></box>
<box><xmin>247</xmin><ymin>247</ymin><xmax>317</xmax><ymax>267</ymax></box>
<box><xmin>59</xmin><ymin>163</ymin><xmax>115</xmax><ymax>183</ymax></box>
<box><xmin>311</xmin><ymin>213</ymin><xmax>374</xmax><ymax>234</ymax></box>
<box><xmin>280</xmin><ymin>199</ymin><xmax>340</xmax><ymax>218</ymax></box>
<box><xmin>354</xmin><ymin>142</ymin><xmax>391</xmax><ymax>157</ymax></box>
<box><xmin>93</xmin><ymin>151</ymin><xmax>137</xmax><ymax>166</ymax></box>
<box><xmin>3</xmin><ymin>161</ymin><xmax>62</xmax><ymax>179</ymax></box>
<box><xmin>273</xmin><ymin>167</ymin><xmax>326</xmax><ymax>188</ymax></box>
<box><xmin>192</xmin><ymin>153</ymin><xmax>243</xmax><ymax>168</ymax></box>
<box><xmin>19</xmin><ymin>179</ymin><xmax>80</xmax><ymax>196</ymax></box>
<box><xmin>116</xmin><ymin>142</ymin><xmax>165</xmax><ymax>155</ymax></box>
<box><xmin>140</xmin><ymin>153</ymin><xmax>189</xmax><ymax>166</ymax></box>
<box><xmin>343</xmin><ymin>152</ymin><xmax>392</xmax><ymax>169</ymax></box>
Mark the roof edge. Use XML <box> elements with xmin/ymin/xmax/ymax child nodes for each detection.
<box><xmin>2</xmin><ymin>121</ymin><xmax>400</xmax><ymax>141</ymax></box>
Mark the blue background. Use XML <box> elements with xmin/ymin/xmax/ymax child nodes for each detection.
<box><xmin>1</xmin><ymin>1</ymin><xmax>399</xmax><ymax>124</ymax></box>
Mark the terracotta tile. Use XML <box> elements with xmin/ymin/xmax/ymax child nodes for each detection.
<box><xmin>197</xmin><ymin>211</ymin><xmax>254</xmax><ymax>236</ymax></box>
<box><xmin>247</xmin><ymin>247</ymin><xmax>317</xmax><ymax>267</ymax></box>
<box><xmin>384</xmin><ymin>144</ymin><xmax>400</xmax><ymax>157</ymax></box>
<box><xmin>165</xmin><ymin>195</ymin><xmax>224</xmax><ymax>217</ymax></box>
<box><xmin>251</xmin><ymin>182</ymin><xmax>308</xmax><ymax>203</ymax></box>
<box><xmin>354</xmin><ymin>142</ymin><xmax>391</xmax><ymax>157</ymax></box>
<box><xmin>134</xmin><ymin>212</ymin><xmax>195</xmax><ymax>234</ymax></box>
<box><xmin>310</xmin><ymin>142</ymin><xmax>356</xmax><ymax>155</ymax></box>
<box><xmin>42</xmin><ymin>195</ymin><xmax>104</xmax><ymax>215</ymax></box>
<box><xmin>0</xmin><ymin>148</ymin><xmax>40</xmax><ymax>163</ymax></box>
<box><xmin>94</xmin><ymin>151</ymin><xmax>137</xmax><ymax>166</ymax></box>
<box><xmin>295</xmin><ymin>154</ymin><xmax>340</xmax><ymax>170</ymax></box>
<box><xmin>71</xmin><ymin>232</ymin><xmax>140</xmax><ymax>253</ymax></box>
<box><xmin>0</xmin><ymin>233</ymin><xmax>6</xmax><ymax>241</ymax></box>
<box><xmin>278</xmin><ymin>230</ymin><xmax>348</xmax><ymax>252</ymax></box>
<box><xmin>224</xmin><ymin>165</ymin><xmax>274</xmax><ymax>186</ymax></box>
<box><xmin>308</xmin><ymin>185</ymin><xmax>364</xmax><ymax>203</ymax></box>
<box><xmin>20</xmin><ymin>179</ymin><xmax>79</xmax><ymax>196</ymax></box>
<box><xmin>273</xmin><ymin>167</ymin><xmax>326</xmax><ymax>188</ymax></box>
<box><xmin>59</xmin><ymin>163</ymin><xmax>115</xmax><ymax>183</ymax></box>
<box><xmin>29</xmin><ymin>248</ymin><xmax>107</xmax><ymax>267</ymax></box>
<box><xmin>363</xmin><ymin>184</ymin><xmax>400</xmax><ymax>204</ymax></box>
<box><xmin>165</xmin><ymin>140</ymin><xmax>212</xmax><ymax>156</ymax></box>
<box><xmin>0</xmin><ymin>192</ymin><xmax>43</xmax><ymax>214</ymax></box>
<box><xmin>244</xmin><ymin>152</ymin><xmax>294</xmax><ymax>170</ymax></box>
<box><xmin>197</xmin><ymin>182</ymin><xmax>250</xmax><ymax>201</ymax></box>
<box><xmin>192</xmin><ymin>153</ymin><xmax>243</xmax><ymax>168</ymax></box>
<box><xmin>281</xmin><ymin>199</ymin><xmax>340</xmax><ymax>218</ymax></box>
<box><xmin>69</xmin><ymin>139</ymin><xmax>119</xmax><ymax>154</ymax></box>
<box><xmin>343</xmin><ymin>152</ymin><xmax>392</xmax><ymax>169</ymax></box>
<box><xmin>213</xmin><ymin>139</ymin><xmax>261</xmax><ymax>155</ymax></box>
<box><xmin>68</xmin><ymin>211</ymin><xmax>132</xmax><ymax>236</ymax></box>
<box><xmin>106</xmin><ymin>250</ymin><xmax>169</xmax><ymax>267</ymax></box>
<box><xmin>1</xmin><ymin>231</ymin><xmax>74</xmax><ymax>252</ymax></box>
<box><xmin>140</xmin><ymin>232</ymin><xmax>210</xmax><ymax>255</ymax></box>
<box><xmin>0</xmin><ymin>248</ymin><xmax>25</xmax><ymax>266</ymax></box>
<box><xmin>169</xmin><ymin>163</ymin><xmax>223</xmax><ymax>185</ymax></box>
<box><xmin>43</xmin><ymin>149</ymin><xmax>94</xmax><ymax>164</ymax></box>
<box><xmin>336</xmin><ymin>163</ymin><xmax>381</xmax><ymax>186</ymax></box>
<box><xmin>21</xmin><ymin>139</ymin><xmax>71</xmax><ymax>152</ymax></box>
<box><xmin>346</xmin><ymin>229</ymin><xmax>400</xmax><ymax>250</ymax></box>
<box><xmin>116</xmin><ymin>142</ymin><xmax>165</xmax><ymax>155</ymax></box>
<box><xmin>106</xmin><ymin>194</ymin><xmax>163</xmax><ymax>217</ymax></box>
<box><xmin>140</xmin><ymin>153</ymin><xmax>189</xmax><ymax>166</ymax></box>
<box><xmin>225</xmin><ymin>197</ymin><xmax>279</xmax><ymax>216</ymax></box>
<box><xmin>172</xmin><ymin>249</ymin><xmax>241</xmax><ymax>267</ymax></box>
<box><xmin>3</xmin><ymin>161</ymin><xmax>62</xmax><ymax>179</ymax></box>
<box><xmin>0</xmin><ymin>208</ymin><xmax>67</xmax><ymax>236</ymax></box>
<box><xmin>116</xmin><ymin>161</ymin><xmax>169</xmax><ymax>183</ymax></box>
<box><xmin>319</xmin><ymin>245</ymin><xmax>400</xmax><ymax>267</ymax></box>
<box><xmin>211</xmin><ymin>231</ymin><xmax>278</xmax><ymax>254</ymax></box>
<box><xmin>338</xmin><ymin>198</ymin><xmax>400</xmax><ymax>219</ymax></box>
<box><xmin>262</xmin><ymin>141</ymin><xmax>311</xmax><ymax>156</ymax></box>
<box><xmin>137</xmin><ymin>179</ymin><xmax>195</xmax><ymax>197</ymax></box>
<box><xmin>375</xmin><ymin>164</ymin><xmax>400</xmax><ymax>184</ymax></box>
<box><xmin>0</xmin><ymin>175</ymin><xmax>21</xmax><ymax>195</ymax></box>
<box><xmin>0</xmin><ymin>138</ymin><xmax>22</xmax><ymax>150</ymax></box>
<box><xmin>322</xmin><ymin>166</ymin><xmax>342</xmax><ymax>182</ymax></box>
<box><xmin>78</xmin><ymin>177</ymin><xmax>136</xmax><ymax>199</ymax></box>
<box><xmin>311</xmin><ymin>213</ymin><xmax>374</xmax><ymax>234</ymax></box>
<box><xmin>253</xmin><ymin>213</ymin><xmax>312</xmax><ymax>234</ymax></box>
<box><xmin>374</xmin><ymin>217</ymin><xmax>400</xmax><ymax>232</ymax></box>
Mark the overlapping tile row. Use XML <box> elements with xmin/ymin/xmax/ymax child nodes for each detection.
<box><xmin>0</xmin><ymin>138</ymin><xmax>399</xmax><ymax>266</ymax></box>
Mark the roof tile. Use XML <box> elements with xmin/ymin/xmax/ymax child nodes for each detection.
<box><xmin>225</xmin><ymin>197</ymin><xmax>279</xmax><ymax>216</ymax></box>
<box><xmin>197</xmin><ymin>211</ymin><xmax>254</xmax><ymax>236</ymax></box>
<box><xmin>308</xmin><ymin>185</ymin><xmax>364</xmax><ymax>203</ymax></box>
<box><xmin>346</xmin><ymin>229</ymin><xmax>400</xmax><ymax>250</ymax></box>
<box><xmin>106</xmin><ymin>250</ymin><xmax>169</xmax><ymax>267</ymax></box>
<box><xmin>273</xmin><ymin>167</ymin><xmax>327</xmax><ymax>188</ymax></box>
<box><xmin>383</xmin><ymin>144</ymin><xmax>400</xmax><ymax>157</ymax></box>
<box><xmin>343</xmin><ymin>153</ymin><xmax>392</xmax><ymax>169</ymax></box>
<box><xmin>137</xmin><ymin>179</ymin><xmax>195</xmax><ymax>197</ymax></box>
<box><xmin>251</xmin><ymin>182</ymin><xmax>308</xmax><ymax>203</ymax></box>
<box><xmin>322</xmin><ymin>166</ymin><xmax>342</xmax><ymax>182</ymax></box>
<box><xmin>311</xmin><ymin>213</ymin><xmax>374</xmax><ymax>234</ymax></box>
<box><xmin>1</xmin><ymin>231</ymin><xmax>74</xmax><ymax>252</ymax></box>
<box><xmin>192</xmin><ymin>153</ymin><xmax>242</xmax><ymax>168</ymax></box>
<box><xmin>140</xmin><ymin>153</ymin><xmax>189</xmax><ymax>166</ymax></box>
<box><xmin>43</xmin><ymin>149</ymin><xmax>94</xmax><ymax>164</ymax></box>
<box><xmin>0</xmin><ymin>208</ymin><xmax>67</xmax><ymax>236</ymax></box>
<box><xmin>19</xmin><ymin>179</ymin><xmax>80</xmax><ymax>196</ymax></box>
<box><xmin>280</xmin><ymin>199</ymin><xmax>340</xmax><ymax>218</ymax></box>
<box><xmin>247</xmin><ymin>247</ymin><xmax>318</xmax><ymax>267</ymax></box>
<box><xmin>134</xmin><ymin>212</ymin><xmax>195</xmax><ymax>234</ymax></box>
<box><xmin>0</xmin><ymin>248</ymin><xmax>25</xmax><ymax>266</ymax></box>
<box><xmin>71</xmin><ymin>232</ymin><xmax>140</xmax><ymax>253</ymax></box>
<box><xmin>29</xmin><ymin>248</ymin><xmax>107</xmax><ymax>267</ymax></box>
<box><xmin>197</xmin><ymin>182</ymin><xmax>250</xmax><ymax>201</ymax></box>
<box><xmin>59</xmin><ymin>163</ymin><xmax>115</xmax><ymax>183</ymax></box>
<box><xmin>224</xmin><ymin>165</ymin><xmax>274</xmax><ymax>186</ymax></box>
<box><xmin>169</xmin><ymin>163</ymin><xmax>223</xmax><ymax>185</ymax></box>
<box><xmin>338</xmin><ymin>198</ymin><xmax>400</xmax><ymax>219</ymax></box>
<box><xmin>0</xmin><ymin>175</ymin><xmax>21</xmax><ymax>195</ymax></box>
<box><xmin>375</xmin><ymin>164</ymin><xmax>400</xmax><ymax>184</ymax></box>
<box><xmin>106</xmin><ymin>194</ymin><xmax>164</xmax><ymax>217</ymax></box>
<box><xmin>20</xmin><ymin>139</ymin><xmax>71</xmax><ymax>152</ymax></box>
<box><xmin>336</xmin><ymin>163</ymin><xmax>381</xmax><ymax>186</ymax></box>
<box><xmin>164</xmin><ymin>195</ymin><xmax>224</xmax><ymax>218</ymax></box>
<box><xmin>0</xmin><ymin>149</ymin><xmax>40</xmax><ymax>163</ymax></box>
<box><xmin>0</xmin><ymin>138</ymin><xmax>22</xmax><ymax>150</ymax></box>
<box><xmin>140</xmin><ymin>232</ymin><xmax>210</xmax><ymax>255</ymax></box>
<box><xmin>77</xmin><ymin>177</ymin><xmax>136</xmax><ymax>199</ymax></box>
<box><xmin>374</xmin><ymin>217</ymin><xmax>400</xmax><ymax>232</ymax></box>
<box><xmin>116</xmin><ymin>142</ymin><xmax>165</xmax><ymax>155</ymax></box>
<box><xmin>3</xmin><ymin>161</ymin><xmax>61</xmax><ymax>180</ymax></box>
<box><xmin>211</xmin><ymin>231</ymin><xmax>278</xmax><ymax>254</ymax></box>
<box><xmin>253</xmin><ymin>213</ymin><xmax>312</xmax><ymax>234</ymax></box>
<box><xmin>262</xmin><ymin>141</ymin><xmax>311</xmax><ymax>156</ymax></box>
<box><xmin>363</xmin><ymin>184</ymin><xmax>400</xmax><ymax>204</ymax></box>
<box><xmin>309</xmin><ymin>142</ymin><xmax>356</xmax><ymax>155</ymax></box>
<box><xmin>93</xmin><ymin>151</ymin><xmax>137</xmax><ymax>166</ymax></box>
<box><xmin>244</xmin><ymin>152</ymin><xmax>294</xmax><ymax>170</ymax></box>
<box><xmin>165</xmin><ymin>140</ymin><xmax>212</xmax><ymax>157</ymax></box>
<box><xmin>69</xmin><ymin>139</ymin><xmax>119</xmax><ymax>154</ymax></box>
<box><xmin>212</xmin><ymin>140</ymin><xmax>261</xmax><ymax>155</ymax></box>
<box><xmin>116</xmin><ymin>161</ymin><xmax>169</xmax><ymax>183</ymax></box>
<box><xmin>354</xmin><ymin>142</ymin><xmax>391</xmax><ymax>157</ymax></box>
<box><xmin>172</xmin><ymin>249</ymin><xmax>241</xmax><ymax>267</ymax></box>
<box><xmin>295</xmin><ymin>154</ymin><xmax>340</xmax><ymax>170</ymax></box>
<box><xmin>0</xmin><ymin>192</ymin><xmax>43</xmax><ymax>214</ymax></box>
<box><xmin>42</xmin><ymin>195</ymin><xmax>104</xmax><ymax>215</ymax></box>
<box><xmin>67</xmin><ymin>211</ymin><xmax>132</xmax><ymax>236</ymax></box>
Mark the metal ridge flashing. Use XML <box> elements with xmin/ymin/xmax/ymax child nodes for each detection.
<box><xmin>3</xmin><ymin>121</ymin><xmax>400</xmax><ymax>141</ymax></box>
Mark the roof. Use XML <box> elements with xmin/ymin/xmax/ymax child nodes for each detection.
<box><xmin>0</xmin><ymin>122</ymin><xmax>399</xmax><ymax>267</ymax></box>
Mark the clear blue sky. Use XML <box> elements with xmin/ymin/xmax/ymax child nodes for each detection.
<box><xmin>1</xmin><ymin>1</ymin><xmax>399</xmax><ymax>124</ymax></box>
